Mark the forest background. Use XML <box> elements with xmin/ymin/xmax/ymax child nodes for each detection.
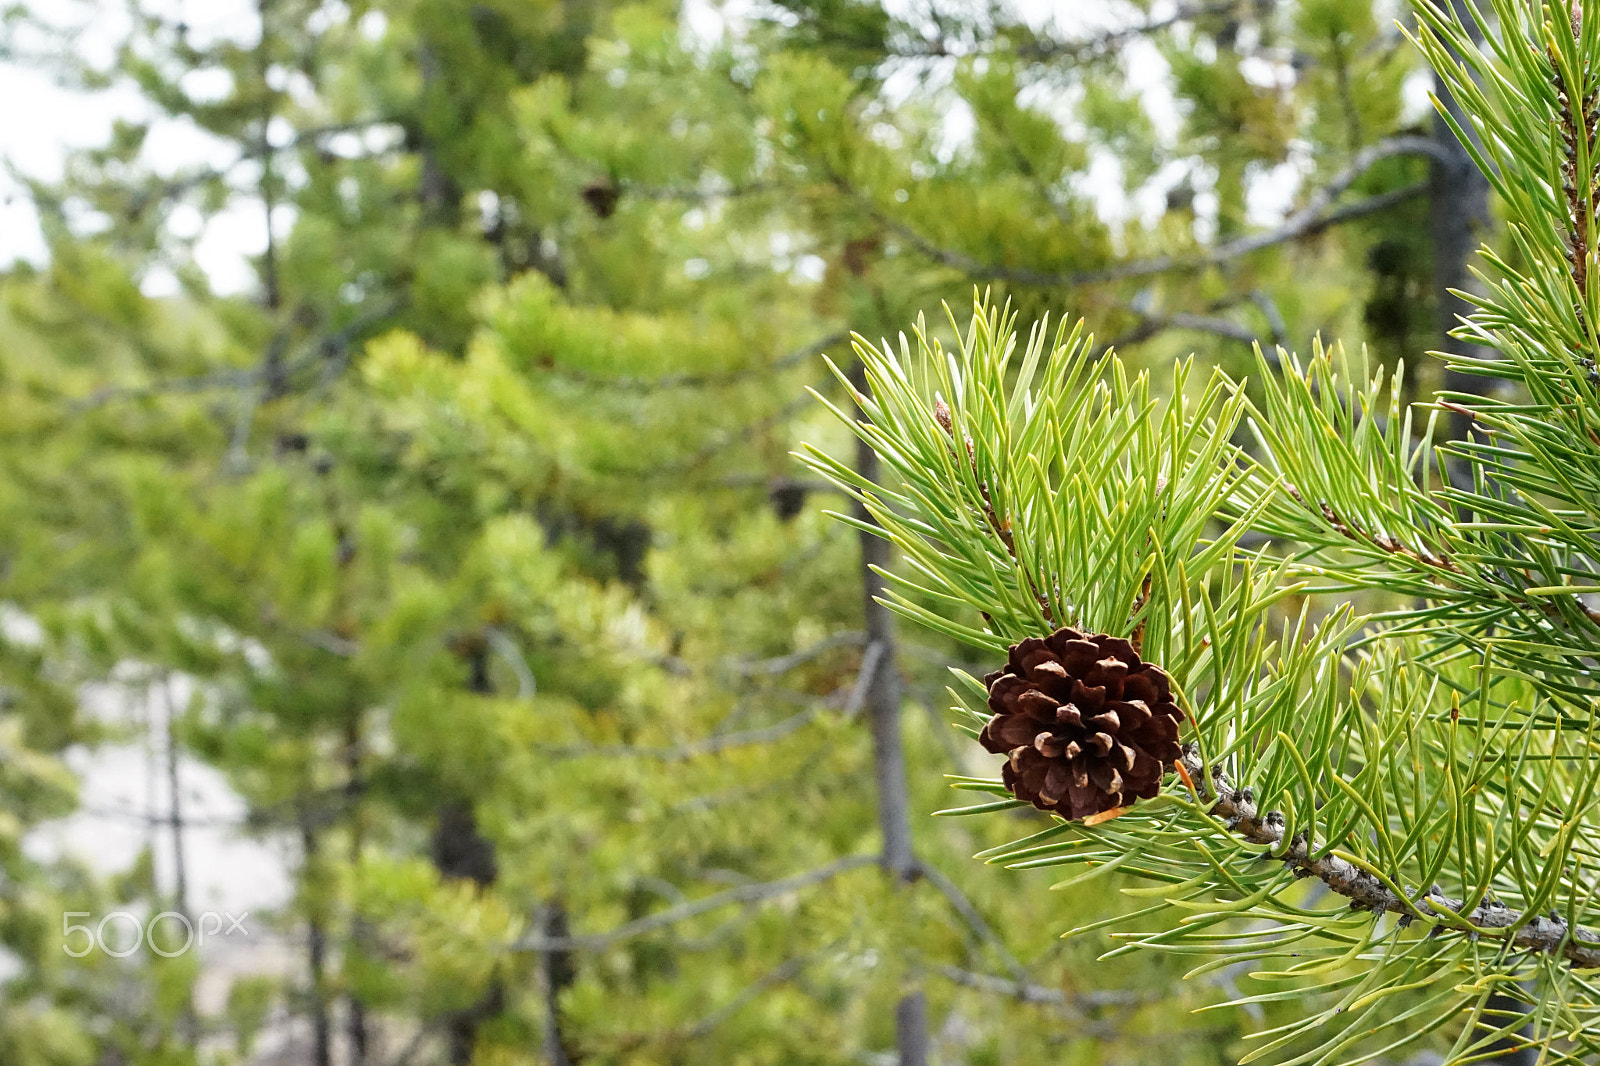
<box><xmin>0</xmin><ymin>0</ymin><xmax>1506</xmax><ymax>1064</ymax></box>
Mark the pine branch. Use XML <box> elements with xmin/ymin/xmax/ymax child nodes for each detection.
<box><xmin>929</xmin><ymin>963</ymin><xmax>1145</xmax><ymax>1012</ymax></box>
<box><xmin>1097</xmin><ymin>308</ymin><xmax>1264</xmax><ymax>354</ymax></box>
<box><xmin>546</xmin><ymin>332</ymin><xmax>847</xmax><ymax>391</ymax></box>
<box><xmin>120</xmin><ymin>119</ymin><xmax>406</xmax><ymax>217</ymax></box>
<box><xmin>867</xmin><ymin>136</ymin><xmax>1444</xmax><ymax>288</ymax></box>
<box><xmin>1553</xmin><ymin>38</ymin><xmax>1598</xmax><ymax>304</ymax></box>
<box><xmin>912</xmin><ymin>860</ymin><xmax>1030</xmax><ymax>986</ymax></box>
<box><xmin>539</xmin><ymin>695</ymin><xmax>833</xmax><ymax>761</ymax></box>
<box><xmin>612</xmin><ymin>393</ymin><xmax>814</xmax><ymax>481</ymax></box>
<box><xmin>1294</xmin><ymin>490</ymin><xmax>1463</xmax><ymax>576</ymax></box>
<box><xmin>70</xmin><ymin>299</ymin><xmax>405</xmax><ymax>413</ymax></box>
<box><xmin>932</xmin><ymin>398</ymin><xmax>1055</xmax><ymax>624</ymax></box>
<box><xmin>70</xmin><ymin>367</ymin><xmax>262</xmax><ymax>411</ymax></box>
<box><xmin>1022</xmin><ymin>1</ymin><xmax>1239</xmax><ymax>64</ymax></box>
<box><xmin>680</xmin><ymin>949</ymin><xmax>823</xmax><ymax>1039</ymax></box>
<box><xmin>542</xmin><ymin>643</ymin><xmax>883</xmax><ymax>762</ymax></box>
<box><xmin>513</xmin><ymin>855</ymin><xmax>876</xmax><ymax>951</ymax></box>
<box><xmin>808</xmin><ymin>2</ymin><xmax>1600</xmax><ymax>1049</ymax></box>
<box><xmin>887</xmin><ymin>1</ymin><xmax>1238</xmax><ymax>65</ymax></box>
<box><xmin>619</xmin><ymin>178</ymin><xmax>779</xmax><ymax>203</ymax></box>
<box><xmin>730</xmin><ymin>631</ymin><xmax>868</xmax><ymax>675</ymax></box>
<box><xmin>1180</xmin><ymin>748</ymin><xmax>1600</xmax><ymax>970</ymax></box>
<box><xmin>1248</xmin><ymin>288</ymin><xmax>1290</xmax><ymax>350</ymax></box>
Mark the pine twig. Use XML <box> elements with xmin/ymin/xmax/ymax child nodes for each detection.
<box><xmin>1178</xmin><ymin>748</ymin><xmax>1600</xmax><ymax>969</ymax></box>
<box><xmin>933</xmin><ymin>398</ymin><xmax>1055</xmax><ymax>624</ymax></box>
<box><xmin>681</xmin><ymin>950</ymin><xmax>821</xmax><ymax>1039</ymax></box>
<box><xmin>733</xmin><ymin>630</ymin><xmax>867</xmax><ymax>676</ymax></box>
<box><xmin>929</xmin><ymin>962</ymin><xmax>1145</xmax><ymax>1013</ymax></box>
<box><xmin>913</xmin><ymin>860</ymin><xmax>1030</xmax><ymax>986</ymax></box>
<box><xmin>1304</xmin><ymin>492</ymin><xmax>1463</xmax><ymax>574</ymax></box>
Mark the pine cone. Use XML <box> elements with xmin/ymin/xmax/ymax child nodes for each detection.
<box><xmin>581</xmin><ymin>179</ymin><xmax>622</xmax><ymax>219</ymax></box>
<box><xmin>980</xmin><ymin>627</ymin><xmax>1183</xmax><ymax>820</ymax></box>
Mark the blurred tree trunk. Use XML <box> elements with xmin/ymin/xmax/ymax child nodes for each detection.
<box><xmin>161</xmin><ymin>675</ymin><xmax>196</xmax><ymax>1049</ymax></box>
<box><xmin>417</xmin><ymin>40</ymin><xmax>461</xmax><ymax>226</ymax></box>
<box><xmin>850</xmin><ymin>359</ymin><xmax>927</xmax><ymax>1066</ymax></box>
<box><xmin>344</xmin><ymin>718</ymin><xmax>370</xmax><ymax>1066</ymax></box>
<box><xmin>299</xmin><ymin>810</ymin><xmax>333</xmax><ymax>1066</ymax></box>
<box><xmin>539</xmin><ymin>901</ymin><xmax>578</xmax><ymax>1066</ymax></box>
<box><xmin>1430</xmin><ymin>0</ymin><xmax>1496</xmax><ymax>444</ymax></box>
<box><xmin>434</xmin><ymin>639</ymin><xmax>504</xmax><ymax>1064</ymax></box>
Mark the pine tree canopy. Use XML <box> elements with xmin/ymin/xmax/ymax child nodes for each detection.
<box><xmin>804</xmin><ymin>2</ymin><xmax>1600</xmax><ymax>1061</ymax></box>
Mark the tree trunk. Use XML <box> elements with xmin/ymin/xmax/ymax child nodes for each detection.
<box><xmin>417</xmin><ymin>42</ymin><xmax>462</xmax><ymax>226</ymax></box>
<box><xmin>255</xmin><ymin>0</ymin><xmax>283</xmax><ymax>320</ymax></box>
<box><xmin>539</xmin><ymin>901</ymin><xmax>578</xmax><ymax>1066</ymax></box>
<box><xmin>299</xmin><ymin>812</ymin><xmax>333</xmax><ymax>1066</ymax></box>
<box><xmin>1429</xmin><ymin>0</ymin><xmax>1495</xmax><ymax>445</ymax></box>
<box><xmin>434</xmin><ymin>637</ymin><xmax>505</xmax><ymax>1064</ymax></box>
<box><xmin>850</xmin><ymin>360</ymin><xmax>927</xmax><ymax>1066</ymax></box>
<box><xmin>162</xmin><ymin>675</ymin><xmax>197</xmax><ymax>1049</ymax></box>
<box><xmin>345</xmin><ymin>719</ymin><xmax>370</xmax><ymax>1066</ymax></box>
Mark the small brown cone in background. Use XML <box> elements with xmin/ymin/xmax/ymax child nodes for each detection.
<box><xmin>841</xmin><ymin>233</ymin><xmax>881</xmax><ymax>277</ymax></box>
<box><xmin>979</xmin><ymin>626</ymin><xmax>1183</xmax><ymax>820</ymax></box>
<box><xmin>581</xmin><ymin>179</ymin><xmax>621</xmax><ymax>219</ymax></box>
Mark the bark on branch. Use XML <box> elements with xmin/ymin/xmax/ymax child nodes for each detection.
<box><xmin>1179</xmin><ymin>748</ymin><xmax>1600</xmax><ymax>969</ymax></box>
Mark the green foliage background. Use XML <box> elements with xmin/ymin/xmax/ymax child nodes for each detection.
<box><xmin>0</xmin><ymin>0</ymin><xmax>1519</xmax><ymax>1064</ymax></box>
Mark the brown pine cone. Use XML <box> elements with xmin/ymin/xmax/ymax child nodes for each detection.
<box><xmin>581</xmin><ymin>179</ymin><xmax>622</xmax><ymax>219</ymax></box>
<box><xmin>979</xmin><ymin>627</ymin><xmax>1184</xmax><ymax>820</ymax></box>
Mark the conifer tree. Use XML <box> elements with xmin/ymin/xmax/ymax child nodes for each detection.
<box><xmin>805</xmin><ymin>2</ymin><xmax>1600</xmax><ymax>1061</ymax></box>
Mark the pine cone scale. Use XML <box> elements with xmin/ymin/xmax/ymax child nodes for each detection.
<box><xmin>980</xmin><ymin>626</ymin><xmax>1185</xmax><ymax>820</ymax></box>
<box><xmin>1071</xmin><ymin>681</ymin><xmax>1106</xmax><ymax>715</ymax></box>
<box><xmin>1087</xmin><ymin>709</ymin><xmax>1119</xmax><ymax>731</ymax></box>
<box><xmin>1016</xmin><ymin>689</ymin><xmax>1059</xmax><ymax>717</ymax></box>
